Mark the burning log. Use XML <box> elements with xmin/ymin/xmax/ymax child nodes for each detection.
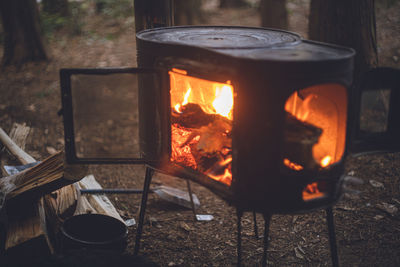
<box><xmin>283</xmin><ymin>112</ymin><xmax>322</xmax><ymax>169</ymax></box>
<box><xmin>171</xmin><ymin>103</ymin><xmax>216</xmax><ymax>128</ymax></box>
<box><xmin>171</xmin><ymin>103</ymin><xmax>232</xmax><ymax>177</ymax></box>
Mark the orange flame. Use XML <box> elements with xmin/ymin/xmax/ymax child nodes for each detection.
<box><xmin>169</xmin><ymin>69</ymin><xmax>234</xmax><ymax>186</ymax></box>
<box><xmin>283</xmin><ymin>158</ymin><xmax>304</xmax><ymax>171</ymax></box>
<box><xmin>302</xmin><ymin>182</ymin><xmax>325</xmax><ymax>201</ymax></box>
<box><xmin>212</xmin><ymin>85</ymin><xmax>234</xmax><ymax>120</ymax></box>
<box><xmin>320</xmin><ymin>155</ymin><xmax>332</xmax><ymax>168</ymax></box>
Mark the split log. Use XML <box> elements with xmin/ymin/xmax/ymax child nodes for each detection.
<box><xmin>0</xmin><ymin>124</ymin><xmax>53</xmax><ymax>253</ymax></box>
<box><xmin>74</xmin><ymin>175</ymin><xmax>124</xmax><ymax>223</ymax></box>
<box><xmin>283</xmin><ymin>112</ymin><xmax>322</xmax><ymax>169</ymax></box>
<box><xmin>0</xmin><ymin>125</ymin><xmax>86</xmax><ymax>253</ymax></box>
<box><xmin>0</xmin><ymin>151</ymin><xmax>86</xmax><ymax>201</ymax></box>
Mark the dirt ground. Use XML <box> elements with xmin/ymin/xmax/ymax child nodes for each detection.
<box><xmin>1</xmin><ymin>0</ymin><xmax>400</xmax><ymax>266</ymax></box>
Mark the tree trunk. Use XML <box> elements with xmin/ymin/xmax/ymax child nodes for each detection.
<box><xmin>260</xmin><ymin>0</ymin><xmax>288</xmax><ymax>30</ymax></box>
<box><xmin>174</xmin><ymin>0</ymin><xmax>203</xmax><ymax>25</ymax></box>
<box><xmin>219</xmin><ymin>0</ymin><xmax>247</xmax><ymax>8</ymax></box>
<box><xmin>308</xmin><ymin>0</ymin><xmax>378</xmax><ymax>81</ymax></box>
<box><xmin>42</xmin><ymin>0</ymin><xmax>69</xmax><ymax>17</ymax></box>
<box><xmin>0</xmin><ymin>0</ymin><xmax>47</xmax><ymax>66</ymax></box>
<box><xmin>134</xmin><ymin>0</ymin><xmax>173</xmax><ymax>33</ymax></box>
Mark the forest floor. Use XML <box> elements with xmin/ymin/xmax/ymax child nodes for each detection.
<box><xmin>1</xmin><ymin>0</ymin><xmax>400</xmax><ymax>266</ymax></box>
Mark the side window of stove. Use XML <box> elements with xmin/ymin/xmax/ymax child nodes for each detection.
<box><xmin>70</xmin><ymin>73</ymin><xmax>142</xmax><ymax>159</ymax></box>
<box><xmin>359</xmin><ymin>89</ymin><xmax>391</xmax><ymax>133</ymax></box>
<box><xmin>283</xmin><ymin>83</ymin><xmax>348</xmax><ymax>171</ymax></box>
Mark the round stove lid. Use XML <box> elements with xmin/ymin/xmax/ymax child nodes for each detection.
<box><xmin>137</xmin><ymin>26</ymin><xmax>301</xmax><ymax>49</ymax></box>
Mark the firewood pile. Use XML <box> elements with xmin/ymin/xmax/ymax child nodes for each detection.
<box><xmin>0</xmin><ymin>124</ymin><xmax>124</xmax><ymax>256</ymax></box>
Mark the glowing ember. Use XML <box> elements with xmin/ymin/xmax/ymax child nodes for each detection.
<box><xmin>169</xmin><ymin>69</ymin><xmax>234</xmax><ymax>186</ymax></box>
<box><xmin>283</xmin><ymin>158</ymin><xmax>304</xmax><ymax>171</ymax></box>
<box><xmin>207</xmin><ymin>168</ymin><xmax>232</xmax><ymax>185</ymax></box>
<box><xmin>302</xmin><ymin>182</ymin><xmax>325</xmax><ymax>201</ymax></box>
<box><xmin>320</xmin><ymin>155</ymin><xmax>332</xmax><ymax>168</ymax></box>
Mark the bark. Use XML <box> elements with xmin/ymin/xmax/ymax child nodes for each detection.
<box><xmin>42</xmin><ymin>0</ymin><xmax>69</xmax><ymax>17</ymax></box>
<box><xmin>134</xmin><ymin>0</ymin><xmax>173</xmax><ymax>33</ymax></box>
<box><xmin>0</xmin><ymin>0</ymin><xmax>47</xmax><ymax>66</ymax></box>
<box><xmin>174</xmin><ymin>0</ymin><xmax>203</xmax><ymax>25</ymax></box>
<box><xmin>260</xmin><ymin>0</ymin><xmax>288</xmax><ymax>30</ymax></box>
<box><xmin>308</xmin><ymin>0</ymin><xmax>378</xmax><ymax>81</ymax></box>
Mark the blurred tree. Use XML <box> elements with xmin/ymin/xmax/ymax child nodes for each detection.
<box><xmin>174</xmin><ymin>0</ymin><xmax>203</xmax><ymax>25</ymax></box>
<box><xmin>134</xmin><ymin>0</ymin><xmax>173</xmax><ymax>33</ymax></box>
<box><xmin>0</xmin><ymin>0</ymin><xmax>47</xmax><ymax>66</ymax></box>
<box><xmin>309</xmin><ymin>0</ymin><xmax>378</xmax><ymax>80</ymax></box>
<box><xmin>42</xmin><ymin>0</ymin><xmax>69</xmax><ymax>17</ymax></box>
<box><xmin>219</xmin><ymin>0</ymin><xmax>247</xmax><ymax>8</ymax></box>
<box><xmin>259</xmin><ymin>0</ymin><xmax>288</xmax><ymax>29</ymax></box>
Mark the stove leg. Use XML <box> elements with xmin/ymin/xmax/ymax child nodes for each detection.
<box><xmin>236</xmin><ymin>209</ymin><xmax>243</xmax><ymax>267</ymax></box>
<box><xmin>186</xmin><ymin>179</ymin><xmax>197</xmax><ymax>221</ymax></box>
<box><xmin>326</xmin><ymin>207</ymin><xmax>339</xmax><ymax>267</ymax></box>
<box><xmin>253</xmin><ymin>211</ymin><xmax>259</xmax><ymax>239</ymax></box>
<box><xmin>262</xmin><ymin>213</ymin><xmax>272</xmax><ymax>267</ymax></box>
<box><xmin>133</xmin><ymin>166</ymin><xmax>154</xmax><ymax>256</ymax></box>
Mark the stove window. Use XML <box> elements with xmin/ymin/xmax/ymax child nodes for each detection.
<box><xmin>169</xmin><ymin>68</ymin><xmax>234</xmax><ymax>186</ymax></box>
<box><xmin>360</xmin><ymin>89</ymin><xmax>391</xmax><ymax>133</ymax></box>
<box><xmin>70</xmin><ymin>73</ymin><xmax>141</xmax><ymax>159</ymax></box>
<box><xmin>284</xmin><ymin>84</ymin><xmax>347</xmax><ymax>170</ymax></box>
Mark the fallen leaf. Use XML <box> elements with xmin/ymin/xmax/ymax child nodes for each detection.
<box><xmin>347</xmin><ymin>170</ymin><xmax>355</xmax><ymax>176</ymax></box>
<box><xmin>377</xmin><ymin>202</ymin><xmax>398</xmax><ymax>216</ymax></box>
<box><xmin>180</xmin><ymin>222</ymin><xmax>191</xmax><ymax>232</ymax></box>
<box><xmin>337</xmin><ymin>205</ymin><xmax>356</xmax><ymax>211</ymax></box>
<box><xmin>294</xmin><ymin>247</ymin><xmax>304</xmax><ymax>259</ymax></box>
<box><xmin>46</xmin><ymin>146</ymin><xmax>57</xmax><ymax>155</ymax></box>
<box><xmin>374</xmin><ymin>215</ymin><xmax>384</xmax><ymax>220</ymax></box>
<box><xmin>369</xmin><ymin>179</ymin><xmax>384</xmax><ymax>189</ymax></box>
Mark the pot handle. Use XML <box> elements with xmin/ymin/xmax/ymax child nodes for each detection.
<box><xmin>350</xmin><ymin>67</ymin><xmax>400</xmax><ymax>154</ymax></box>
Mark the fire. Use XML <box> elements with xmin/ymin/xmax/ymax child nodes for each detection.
<box><xmin>284</xmin><ymin>87</ymin><xmax>346</xmax><ymax>170</ymax></box>
<box><xmin>169</xmin><ymin>69</ymin><xmax>234</xmax><ymax>186</ymax></box>
<box><xmin>174</xmin><ymin>88</ymin><xmax>191</xmax><ymax>113</ymax></box>
<box><xmin>320</xmin><ymin>155</ymin><xmax>332</xmax><ymax>168</ymax></box>
<box><xmin>212</xmin><ymin>85</ymin><xmax>234</xmax><ymax>120</ymax></box>
<box><xmin>302</xmin><ymin>182</ymin><xmax>325</xmax><ymax>201</ymax></box>
<box><xmin>283</xmin><ymin>158</ymin><xmax>304</xmax><ymax>171</ymax></box>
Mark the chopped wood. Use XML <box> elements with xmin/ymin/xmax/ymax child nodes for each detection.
<box><xmin>171</xmin><ymin>103</ymin><xmax>216</xmax><ymax>128</ymax></box>
<box><xmin>0</xmin><ymin>126</ymin><xmax>35</xmax><ymax>165</ymax></box>
<box><xmin>0</xmin><ymin>124</ymin><xmax>53</xmax><ymax>253</ymax></box>
<box><xmin>283</xmin><ymin>112</ymin><xmax>322</xmax><ymax>169</ymax></box>
<box><xmin>74</xmin><ymin>174</ymin><xmax>124</xmax><ymax>223</ymax></box>
<box><xmin>44</xmin><ymin>184</ymin><xmax>78</xmax><ymax>228</ymax></box>
<box><xmin>0</xmin><ymin>151</ymin><xmax>86</xmax><ymax>200</ymax></box>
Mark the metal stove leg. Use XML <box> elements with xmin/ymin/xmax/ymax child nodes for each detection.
<box><xmin>236</xmin><ymin>209</ymin><xmax>243</xmax><ymax>267</ymax></box>
<box><xmin>186</xmin><ymin>179</ymin><xmax>197</xmax><ymax>221</ymax></box>
<box><xmin>326</xmin><ymin>207</ymin><xmax>339</xmax><ymax>267</ymax></box>
<box><xmin>253</xmin><ymin>211</ymin><xmax>259</xmax><ymax>239</ymax></box>
<box><xmin>133</xmin><ymin>166</ymin><xmax>154</xmax><ymax>256</ymax></box>
<box><xmin>262</xmin><ymin>213</ymin><xmax>272</xmax><ymax>267</ymax></box>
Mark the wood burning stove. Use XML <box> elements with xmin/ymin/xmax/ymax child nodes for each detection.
<box><xmin>59</xmin><ymin>26</ymin><xmax>400</xmax><ymax>266</ymax></box>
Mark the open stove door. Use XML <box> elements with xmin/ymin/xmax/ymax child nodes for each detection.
<box><xmin>350</xmin><ymin>67</ymin><xmax>400</xmax><ymax>154</ymax></box>
<box><xmin>60</xmin><ymin>67</ymin><xmax>158</xmax><ymax>164</ymax></box>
